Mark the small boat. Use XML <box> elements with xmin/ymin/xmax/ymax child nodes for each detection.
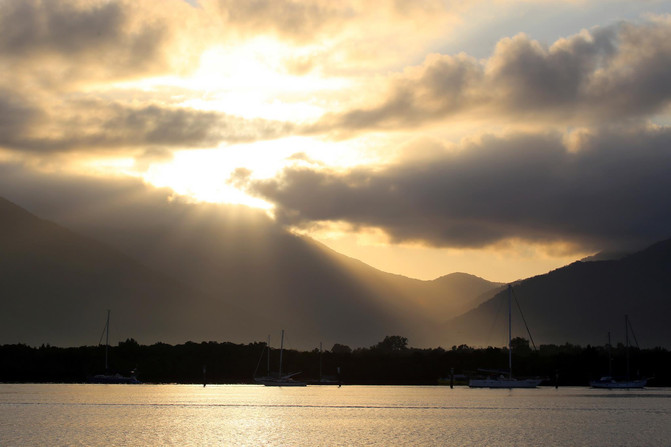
<box><xmin>308</xmin><ymin>342</ymin><xmax>342</xmax><ymax>386</ymax></box>
<box><xmin>590</xmin><ymin>316</ymin><xmax>647</xmax><ymax>389</ymax></box>
<box><xmin>90</xmin><ymin>371</ymin><xmax>141</xmax><ymax>385</ymax></box>
<box><xmin>590</xmin><ymin>376</ymin><xmax>647</xmax><ymax>389</ymax></box>
<box><xmin>256</xmin><ymin>372</ymin><xmax>308</xmax><ymax>387</ymax></box>
<box><xmin>468</xmin><ymin>374</ymin><xmax>542</xmax><ymax>389</ymax></box>
<box><xmin>88</xmin><ymin>310</ymin><xmax>141</xmax><ymax>384</ymax></box>
<box><xmin>469</xmin><ymin>285</ymin><xmax>542</xmax><ymax>388</ymax></box>
<box><xmin>254</xmin><ymin>330</ymin><xmax>306</xmax><ymax>387</ymax></box>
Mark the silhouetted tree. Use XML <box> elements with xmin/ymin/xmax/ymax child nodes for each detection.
<box><xmin>2</xmin><ymin>339</ymin><xmax>671</xmax><ymax>385</ymax></box>
<box><xmin>331</xmin><ymin>343</ymin><xmax>352</xmax><ymax>354</ymax></box>
<box><xmin>511</xmin><ymin>337</ymin><xmax>532</xmax><ymax>355</ymax></box>
<box><xmin>373</xmin><ymin>336</ymin><xmax>408</xmax><ymax>352</ymax></box>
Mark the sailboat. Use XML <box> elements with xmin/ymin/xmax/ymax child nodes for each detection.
<box><xmin>468</xmin><ymin>285</ymin><xmax>543</xmax><ymax>388</ymax></box>
<box><xmin>308</xmin><ymin>342</ymin><xmax>341</xmax><ymax>385</ymax></box>
<box><xmin>89</xmin><ymin>310</ymin><xmax>140</xmax><ymax>384</ymax></box>
<box><xmin>254</xmin><ymin>330</ymin><xmax>306</xmax><ymax>387</ymax></box>
<box><xmin>590</xmin><ymin>315</ymin><xmax>647</xmax><ymax>389</ymax></box>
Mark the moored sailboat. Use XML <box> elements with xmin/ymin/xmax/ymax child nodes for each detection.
<box><xmin>590</xmin><ymin>315</ymin><xmax>648</xmax><ymax>389</ymax></box>
<box><xmin>469</xmin><ymin>285</ymin><xmax>542</xmax><ymax>388</ymax></box>
<box><xmin>254</xmin><ymin>330</ymin><xmax>306</xmax><ymax>387</ymax></box>
<box><xmin>308</xmin><ymin>342</ymin><xmax>342</xmax><ymax>385</ymax></box>
<box><xmin>589</xmin><ymin>376</ymin><xmax>647</xmax><ymax>389</ymax></box>
<box><xmin>89</xmin><ymin>310</ymin><xmax>140</xmax><ymax>384</ymax></box>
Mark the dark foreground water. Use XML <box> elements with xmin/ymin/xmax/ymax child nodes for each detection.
<box><xmin>1</xmin><ymin>384</ymin><xmax>670</xmax><ymax>446</ymax></box>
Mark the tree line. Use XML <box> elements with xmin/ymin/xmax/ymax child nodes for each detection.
<box><xmin>2</xmin><ymin>335</ymin><xmax>670</xmax><ymax>386</ymax></box>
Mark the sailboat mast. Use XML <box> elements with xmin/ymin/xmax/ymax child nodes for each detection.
<box><xmin>279</xmin><ymin>329</ymin><xmax>285</xmax><ymax>378</ymax></box>
<box><xmin>508</xmin><ymin>285</ymin><xmax>512</xmax><ymax>380</ymax></box>
<box><xmin>105</xmin><ymin>309</ymin><xmax>110</xmax><ymax>372</ymax></box>
<box><xmin>607</xmin><ymin>331</ymin><xmax>612</xmax><ymax>377</ymax></box>
<box><xmin>267</xmin><ymin>335</ymin><xmax>271</xmax><ymax>377</ymax></box>
<box><xmin>625</xmin><ymin>315</ymin><xmax>630</xmax><ymax>381</ymax></box>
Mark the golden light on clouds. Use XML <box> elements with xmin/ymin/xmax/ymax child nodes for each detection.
<box><xmin>181</xmin><ymin>41</ymin><xmax>350</xmax><ymax>120</ymax></box>
<box><xmin>3</xmin><ymin>0</ymin><xmax>671</xmax><ymax>282</ymax></box>
<box><xmin>141</xmin><ymin>134</ymin><xmax>387</xmax><ymax>209</ymax></box>
<box><xmin>319</xmin><ymin>233</ymin><xmax>594</xmax><ymax>283</ymax></box>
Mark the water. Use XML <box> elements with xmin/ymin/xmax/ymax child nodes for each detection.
<box><xmin>1</xmin><ymin>384</ymin><xmax>670</xmax><ymax>446</ymax></box>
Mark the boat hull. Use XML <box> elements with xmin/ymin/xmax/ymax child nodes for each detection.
<box><xmin>469</xmin><ymin>378</ymin><xmax>542</xmax><ymax>388</ymax></box>
<box><xmin>255</xmin><ymin>379</ymin><xmax>307</xmax><ymax>387</ymax></box>
<box><xmin>590</xmin><ymin>378</ymin><xmax>647</xmax><ymax>389</ymax></box>
<box><xmin>89</xmin><ymin>374</ymin><xmax>141</xmax><ymax>384</ymax></box>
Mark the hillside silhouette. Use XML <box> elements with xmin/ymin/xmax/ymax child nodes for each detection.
<box><xmin>3</xmin><ymin>194</ymin><xmax>670</xmax><ymax>349</ymax></box>
<box><xmin>0</xmin><ymin>196</ymin><xmax>499</xmax><ymax>348</ymax></box>
<box><xmin>443</xmin><ymin>238</ymin><xmax>671</xmax><ymax>348</ymax></box>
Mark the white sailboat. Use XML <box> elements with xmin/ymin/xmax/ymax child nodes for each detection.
<box><xmin>254</xmin><ymin>330</ymin><xmax>306</xmax><ymax>387</ymax></box>
<box><xmin>469</xmin><ymin>285</ymin><xmax>542</xmax><ymax>388</ymax></box>
<box><xmin>89</xmin><ymin>310</ymin><xmax>140</xmax><ymax>384</ymax></box>
<box><xmin>590</xmin><ymin>315</ymin><xmax>647</xmax><ymax>389</ymax></box>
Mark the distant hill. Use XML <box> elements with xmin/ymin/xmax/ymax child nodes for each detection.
<box><xmin>442</xmin><ymin>238</ymin><xmax>671</xmax><ymax>348</ymax></box>
<box><xmin>0</xmin><ymin>196</ymin><xmax>271</xmax><ymax>346</ymax></box>
<box><xmin>428</xmin><ymin>273</ymin><xmax>505</xmax><ymax>317</ymax></box>
<box><xmin>6</xmin><ymin>193</ymin><xmax>670</xmax><ymax>350</ymax></box>
<box><xmin>56</xmin><ymin>198</ymin><xmax>503</xmax><ymax>348</ymax></box>
<box><xmin>0</xmin><ymin>196</ymin><xmax>501</xmax><ymax>348</ymax></box>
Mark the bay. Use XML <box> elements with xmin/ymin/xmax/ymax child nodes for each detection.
<box><xmin>1</xmin><ymin>384</ymin><xmax>670</xmax><ymax>446</ymax></box>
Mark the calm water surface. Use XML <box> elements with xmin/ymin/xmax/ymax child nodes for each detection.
<box><xmin>1</xmin><ymin>384</ymin><xmax>670</xmax><ymax>446</ymax></box>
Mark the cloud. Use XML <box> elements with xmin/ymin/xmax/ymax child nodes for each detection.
<box><xmin>0</xmin><ymin>160</ymin><xmax>274</xmax><ymax>232</ymax></box>
<box><xmin>249</xmin><ymin>126</ymin><xmax>671</xmax><ymax>251</ymax></box>
<box><xmin>311</xmin><ymin>18</ymin><xmax>671</xmax><ymax>134</ymax></box>
<box><xmin>0</xmin><ymin>0</ymin><xmax>197</xmax><ymax>87</ymax></box>
<box><xmin>207</xmin><ymin>0</ymin><xmax>352</xmax><ymax>43</ymax></box>
<box><xmin>206</xmin><ymin>0</ymin><xmax>473</xmax><ymax>43</ymax></box>
<box><xmin>0</xmin><ymin>97</ymin><xmax>295</xmax><ymax>154</ymax></box>
<box><xmin>2</xmin><ymin>0</ymin><xmax>671</xmax><ymax>260</ymax></box>
<box><xmin>0</xmin><ymin>89</ymin><xmax>44</xmax><ymax>142</ymax></box>
<box><xmin>204</xmin><ymin>0</ymin><xmax>478</xmax><ymax>77</ymax></box>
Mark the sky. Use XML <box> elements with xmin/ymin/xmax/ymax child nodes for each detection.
<box><xmin>2</xmin><ymin>0</ymin><xmax>671</xmax><ymax>282</ymax></box>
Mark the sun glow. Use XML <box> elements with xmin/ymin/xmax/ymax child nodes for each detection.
<box><xmin>109</xmin><ymin>37</ymin><xmax>369</xmax><ymax>208</ymax></box>
<box><xmin>180</xmin><ymin>40</ymin><xmax>349</xmax><ymax>121</ymax></box>
<box><xmin>144</xmin><ymin>149</ymin><xmax>272</xmax><ymax>209</ymax></box>
<box><xmin>108</xmin><ymin>38</ymin><xmax>351</xmax><ymax>123</ymax></box>
<box><xmin>142</xmin><ymin>135</ymin><xmax>380</xmax><ymax>208</ymax></box>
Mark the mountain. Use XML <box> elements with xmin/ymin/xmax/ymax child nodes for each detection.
<box><xmin>0</xmin><ymin>197</ymin><xmax>269</xmax><ymax>347</ymax></box>
<box><xmin>426</xmin><ymin>273</ymin><xmax>505</xmax><ymax>317</ymax></box>
<box><xmin>442</xmin><ymin>238</ymin><xmax>671</xmax><ymax>348</ymax></box>
<box><xmin>0</xmin><ymin>196</ymin><xmax>500</xmax><ymax>348</ymax></box>
<box><xmin>55</xmin><ymin>199</ymin><xmax>503</xmax><ymax>348</ymax></box>
<box><xmin>5</xmin><ymin>193</ymin><xmax>671</xmax><ymax>350</ymax></box>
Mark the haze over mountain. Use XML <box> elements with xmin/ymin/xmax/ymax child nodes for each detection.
<box><xmin>0</xmin><ymin>196</ymin><xmax>272</xmax><ymax>346</ymax></box>
<box><xmin>3</xmin><ymin>191</ymin><xmax>671</xmax><ymax>350</ymax></box>
<box><xmin>3</xmin><ymin>1</ymin><xmax>671</xmax><ymax>357</ymax></box>
<box><xmin>0</xmin><ymin>195</ymin><xmax>501</xmax><ymax>349</ymax></box>
<box><xmin>442</xmin><ymin>238</ymin><xmax>671</xmax><ymax>348</ymax></box>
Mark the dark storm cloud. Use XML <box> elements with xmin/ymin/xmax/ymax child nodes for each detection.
<box><xmin>312</xmin><ymin>19</ymin><xmax>671</xmax><ymax>133</ymax></box>
<box><xmin>0</xmin><ymin>99</ymin><xmax>295</xmax><ymax>153</ymax></box>
<box><xmin>249</xmin><ymin>126</ymin><xmax>671</xmax><ymax>251</ymax></box>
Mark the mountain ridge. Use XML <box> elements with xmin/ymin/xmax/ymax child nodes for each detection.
<box><xmin>442</xmin><ymin>237</ymin><xmax>671</xmax><ymax>348</ymax></box>
<box><xmin>0</xmin><ymin>196</ymin><xmax>266</xmax><ymax>346</ymax></box>
<box><xmin>4</xmin><ymin>194</ymin><xmax>669</xmax><ymax>349</ymax></box>
<box><xmin>0</xmin><ymin>196</ymin><xmax>500</xmax><ymax>348</ymax></box>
